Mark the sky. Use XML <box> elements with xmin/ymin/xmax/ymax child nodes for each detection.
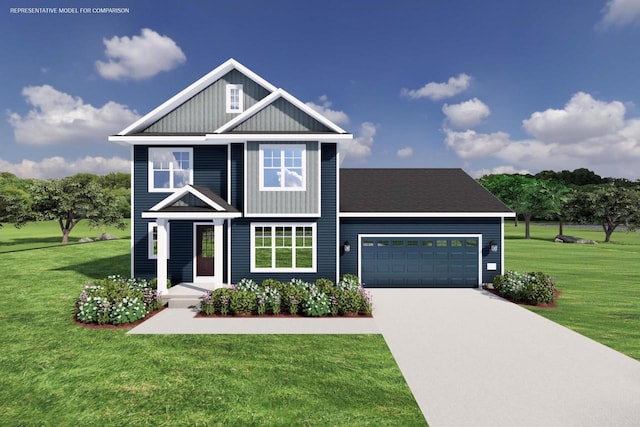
<box><xmin>2</xmin><ymin>0</ymin><xmax>640</xmax><ymax>180</ymax></box>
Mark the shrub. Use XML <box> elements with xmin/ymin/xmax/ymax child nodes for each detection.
<box><xmin>76</xmin><ymin>276</ymin><xmax>162</xmax><ymax>325</ymax></box>
<box><xmin>493</xmin><ymin>270</ymin><xmax>555</xmax><ymax>305</ymax></box>
<box><xmin>200</xmin><ymin>291</ymin><xmax>215</xmax><ymax>315</ymax></box>
<box><xmin>230</xmin><ymin>290</ymin><xmax>256</xmax><ymax>315</ymax></box>
<box><xmin>314</xmin><ymin>278</ymin><xmax>334</xmax><ymax>291</ymax></box>
<box><xmin>302</xmin><ymin>288</ymin><xmax>330</xmax><ymax>317</ymax></box>
<box><xmin>337</xmin><ymin>274</ymin><xmax>360</xmax><ymax>292</ymax></box>
<box><xmin>337</xmin><ymin>290</ymin><xmax>362</xmax><ymax>315</ymax></box>
<box><xmin>235</xmin><ymin>278</ymin><xmax>259</xmax><ymax>293</ymax></box>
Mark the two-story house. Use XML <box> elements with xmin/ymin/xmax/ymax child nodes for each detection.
<box><xmin>110</xmin><ymin>59</ymin><xmax>513</xmax><ymax>294</ymax></box>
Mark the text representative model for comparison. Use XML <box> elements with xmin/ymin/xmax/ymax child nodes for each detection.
<box><xmin>9</xmin><ymin>7</ymin><xmax>130</xmax><ymax>14</ymax></box>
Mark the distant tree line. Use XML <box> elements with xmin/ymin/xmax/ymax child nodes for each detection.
<box><xmin>0</xmin><ymin>172</ymin><xmax>129</xmax><ymax>243</ymax></box>
<box><xmin>479</xmin><ymin>168</ymin><xmax>640</xmax><ymax>242</ymax></box>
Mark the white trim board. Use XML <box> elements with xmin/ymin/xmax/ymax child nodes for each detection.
<box><xmin>340</xmin><ymin>212</ymin><xmax>515</xmax><ymax>218</ymax></box>
<box><xmin>109</xmin><ymin>133</ymin><xmax>353</xmax><ymax>146</ymax></box>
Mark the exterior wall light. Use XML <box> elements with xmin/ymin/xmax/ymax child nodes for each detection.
<box><xmin>490</xmin><ymin>240</ymin><xmax>498</xmax><ymax>252</ymax></box>
<box><xmin>343</xmin><ymin>241</ymin><xmax>351</xmax><ymax>253</ymax></box>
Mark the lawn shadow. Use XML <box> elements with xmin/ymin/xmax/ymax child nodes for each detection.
<box><xmin>53</xmin><ymin>251</ymin><xmax>131</xmax><ymax>279</ymax></box>
<box><xmin>505</xmin><ymin>235</ymin><xmax>556</xmax><ymax>243</ymax></box>
<box><xmin>0</xmin><ymin>236</ymin><xmax>67</xmax><ymax>252</ymax></box>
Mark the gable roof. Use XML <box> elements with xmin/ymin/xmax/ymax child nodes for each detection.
<box><xmin>340</xmin><ymin>169</ymin><xmax>514</xmax><ymax>216</ymax></box>
<box><xmin>113</xmin><ymin>58</ymin><xmax>349</xmax><ymax>138</ymax></box>
<box><xmin>141</xmin><ymin>185</ymin><xmax>241</xmax><ymax>219</ymax></box>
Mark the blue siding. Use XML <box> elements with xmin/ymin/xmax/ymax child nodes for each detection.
<box><xmin>339</xmin><ymin>217</ymin><xmax>503</xmax><ymax>285</ymax></box>
<box><xmin>230</xmin><ymin>143</ymin><xmax>244</xmax><ymax>211</ymax></box>
<box><xmin>230</xmin><ymin>143</ymin><xmax>337</xmax><ymax>284</ymax></box>
<box><xmin>132</xmin><ymin>145</ymin><xmax>229</xmax><ymax>283</ymax></box>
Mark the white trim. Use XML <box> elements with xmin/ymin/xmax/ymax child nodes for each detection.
<box><xmin>142</xmin><ymin>212</ymin><xmax>242</xmax><ymax>220</ymax></box>
<box><xmin>216</xmin><ymin>91</ymin><xmax>281</xmax><ymax>133</ymax></box>
<box><xmin>109</xmin><ymin>133</ymin><xmax>353</xmax><ymax>145</ymax></box>
<box><xmin>317</xmin><ymin>142</ymin><xmax>322</xmax><ymax>219</ymax></box>
<box><xmin>130</xmin><ymin>145</ymin><xmax>134</xmax><ymax>277</ymax></box>
<box><xmin>156</xmin><ymin>219</ymin><xmax>169</xmax><ymax>294</ymax></box>
<box><xmin>193</xmin><ymin>221</ymin><xmax>224</xmax><ymax>285</ymax></box>
<box><xmin>116</xmin><ymin>58</ymin><xmax>277</xmax><ymax>136</ymax></box>
<box><xmin>148</xmin><ymin>147</ymin><xmax>193</xmax><ymax>192</ymax></box>
<box><xmin>250</xmin><ymin>222</ymin><xmax>317</xmax><ymax>273</ymax></box>
<box><xmin>357</xmin><ymin>233</ymin><xmax>483</xmax><ymax>287</ymax></box>
<box><xmin>243</xmin><ymin>213</ymin><xmax>320</xmax><ymax>218</ymax></box>
<box><xmin>335</xmin><ymin>148</ymin><xmax>340</xmax><ymax>284</ymax></box>
<box><xmin>225</xmin><ymin>84</ymin><xmax>244</xmax><ymax>114</ymax></box>
<box><xmin>227</xmin><ymin>219</ymin><xmax>232</xmax><ymax>285</ymax></box>
<box><xmin>500</xmin><ymin>217</ymin><xmax>505</xmax><ymax>275</ymax></box>
<box><xmin>258</xmin><ymin>144</ymin><xmax>306</xmax><ymax>191</ymax></box>
<box><xmin>340</xmin><ymin>212</ymin><xmax>515</xmax><ymax>218</ymax></box>
<box><xmin>227</xmin><ymin>145</ymin><xmax>232</xmax><ymax>206</ymax></box>
<box><xmin>148</xmin><ymin>222</ymin><xmax>170</xmax><ymax>260</ymax></box>
<box><xmin>243</xmin><ymin>141</ymin><xmax>248</xmax><ymax>217</ymax></box>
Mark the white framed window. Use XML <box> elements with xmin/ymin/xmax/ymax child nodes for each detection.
<box><xmin>226</xmin><ymin>84</ymin><xmax>243</xmax><ymax>113</ymax></box>
<box><xmin>148</xmin><ymin>148</ymin><xmax>193</xmax><ymax>192</ymax></box>
<box><xmin>259</xmin><ymin>144</ymin><xmax>306</xmax><ymax>191</ymax></box>
<box><xmin>251</xmin><ymin>223</ymin><xmax>316</xmax><ymax>272</ymax></box>
<box><xmin>148</xmin><ymin>222</ymin><xmax>170</xmax><ymax>260</ymax></box>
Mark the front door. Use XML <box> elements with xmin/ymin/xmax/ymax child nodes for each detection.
<box><xmin>196</xmin><ymin>224</ymin><xmax>215</xmax><ymax>278</ymax></box>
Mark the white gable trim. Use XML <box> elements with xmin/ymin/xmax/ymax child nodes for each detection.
<box><xmin>214</xmin><ymin>88</ymin><xmax>348</xmax><ymax>135</ymax></box>
<box><xmin>117</xmin><ymin>58</ymin><xmax>277</xmax><ymax>136</ymax></box>
<box><xmin>339</xmin><ymin>212</ymin><xmax>516</xmax><ymax>218</ymax></box>
<box><xmin>109</xmin><ymin>133</ymin><xmax>352</xmax><ymax>145</ymax></box>
<box><xmin>147</xmin><ymin>185</ymin><xmax>227</xmax><ymax>212</ymax></box>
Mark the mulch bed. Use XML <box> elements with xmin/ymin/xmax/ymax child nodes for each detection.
<box><xmin>73</xmin><ymin>305</ymin><xmax>167</xmax><ymax>329</ymax></box>
<box><xmin>194</xmin><ymin>312</ymin><xmax>372</xmax><ymax>318</ymax></box>
<box><xmin>484</xmin><ymin>287</ymin><xmax>561</xmax><ymax>308</ymax></box>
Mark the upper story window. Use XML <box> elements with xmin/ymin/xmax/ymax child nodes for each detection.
<box><xmin>148</xmin><ymin>148</ymin><xmax>193</xmax><ymax>192</ymax></box>
<box><xmin>226</xmin><ymin>84</ymin><xmax>243</xmax><ymax>113</ymax></box>
<box><xmin>259</xmin><ymin>144</ymin><xmax>306</xmax><ymax>191</ymax></box>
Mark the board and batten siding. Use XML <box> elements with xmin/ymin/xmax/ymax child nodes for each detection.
<box><xmin>132</xmin><ymin>145</ymin><xmax>229</xmax><ymax>283</ymax></box>
<box><xmin>339</xmin><ymin>217</ymin><xmax>503</xmax><ymax>284</ymax></box>
<box><xmin>245</xmin><ymin>141</ymin><xmax>319</xmax><ymax>215</ymax></box>
<box><xmin>229</xmin><ymin>97</ymin><xmax>332</xmax><ymax>133</ymax></box>
<box><xmin>142</xmin><ymin>69</ymin><xmax>271</xmax><ymax>134</ymax></box>
<box><xmin>230</xmin><ymin>143</ymin><xmax>337</xmax><ymax>283</ymax></box>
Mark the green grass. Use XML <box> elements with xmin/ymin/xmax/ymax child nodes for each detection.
<box><xmin>505</xmin><ymin>223</ymin><xmax>640</xmax><ymax>360</ymax></box>
<box><xmin>0</xmin><ymin>221</ymin><xmax>425</xmax><ymax>426</ymax></box>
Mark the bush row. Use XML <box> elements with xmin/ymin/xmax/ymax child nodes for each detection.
<box><xmin>199</xmin><ymin>274</ymin><xmax>372</xmax><ymax>317</ymax></box>
<box><xmin>75</xmin><ymin>275</ymin><xmax>163</xmax><ymax>325</ymax></box>
<box><xmin>492</xmin><ymin>270</ymin><xmax>556</xmax><ymax>305</ymax></box>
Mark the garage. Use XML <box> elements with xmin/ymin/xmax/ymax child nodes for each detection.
<box><xmin>359</xmin><ymin>235</ymin><xmax>480</xmax><ymax>288</ymax></box>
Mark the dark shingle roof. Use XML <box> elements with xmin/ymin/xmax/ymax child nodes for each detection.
<box><xmin>340</xmin><ymin>168</ymin><xmax>512</xmax><ymax>214</ymax></box>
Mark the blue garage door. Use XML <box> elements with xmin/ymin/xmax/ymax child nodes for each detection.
<box><xmin>361</xmin><ymin>237</ymin><xmax>479</xmax><ymax>287</ymax></box>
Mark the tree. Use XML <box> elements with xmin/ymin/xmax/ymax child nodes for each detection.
<box><xmin>29</xmin><ymin>174</ymin><xmax>125</xmax><ymax>243</ymax></box>
<box><xmin>0</xmin><ymin>173</ymin><xmax>33</xmax><ymax>228</ymax></box>
<box><xmin>568</xmin><ymin>184</ymin><xmax>640</xmax><ymax>242</ymax></box>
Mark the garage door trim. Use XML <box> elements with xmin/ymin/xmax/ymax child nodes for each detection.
<box><xmin>357</xmin><ymin>234</ymin><xmax>483</xmax><ymax>287</ymax></box>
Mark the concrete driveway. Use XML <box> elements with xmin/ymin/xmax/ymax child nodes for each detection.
<box><xmin>369</xmin><ymin>288</ymin><xmax>640</xmax><ymax>427</ymax></box>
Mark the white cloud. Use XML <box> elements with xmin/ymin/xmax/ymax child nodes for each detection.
<box><xmin>599</xmin><ymin>0</ymin><xmax>640</xmax><ymax>28</ymax></box>
<box><xmin>306</xmin><ymin>95</ymin><xmax>350</xmax><ymax>125</ymax></box>
<box><xmin>396</xmin><ymin>146</ymin><xmax>413</xmax><ymax>158</ymax></box>
<box><xmin>95</xmin><ymin>28</ymin><xmax>186</xmax><ymax>80</ymax></box>
<box><xmin>444</xmin><ymin>91</ymin><xmax>640</xmax><ymax>179</ymax></box>
<box><xmin>522</xmin><ymin>92</ymin><xmax>625</xmax><ymax>144</ymax></box>
<box><xmin>7</xmin><ymin>85</ymin><xmax>140</xmax><ymax>145</ymax></box>
<box><xmin>340</xmin><ymin>122</ymin><xmax>377</xmax><ymax>162</ymax></box>
<box><xmin>402</xmin><ymin>73</ymin><xmax>471</xmax><ymax>100</ymax></box>
<box><xmin>443</xmin><ymin>98</ymin><xmax>491</xmax><ymax>129</ymax></box>
<box><xmin>0</xmin><ymin>156</ymin><xmax>130</xmax><ymax>179</ymax></box>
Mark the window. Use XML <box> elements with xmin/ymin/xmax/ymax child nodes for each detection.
<box><xmin>148</xmin><ymin>148</ymin><xmax>192</xmax><ymax>191</ymax></box>
<box><xmin>259</xmin><ymin>145</ymin><xmax>306</xmax><ymax>191</ymax></box>
<box><xmin>251</xmin><ymin>224</ymin><xmax>315</xmax><ymax>272</ymax></box>
<box><xmin>226</xmin><ymin>84</ymin><xmax>243</xmax><ymax>113</ymax></box>
<box><xmin>148</xmin><ymin>222</ymin><xmax>170</xmax><ymax>259</ymax></box>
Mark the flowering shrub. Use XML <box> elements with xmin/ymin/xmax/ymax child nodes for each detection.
<box><xmin>76</xmin><ymin>276</ymin><xmax>162</xmax><ymax>325</ymax></box>
<box><xmin>493</xmin><ymin>270</ymin><xmax>555</xmax><ymax>305</ymax></box>
<box><xmin>198</xmin><ymin>276</ymin><xmax>373</xmax><ymax>317</ymax></box>
<box><xmin>337</xmin><ymin>274</ymin><xmax>360</xmax><ymax>292</ymax></box>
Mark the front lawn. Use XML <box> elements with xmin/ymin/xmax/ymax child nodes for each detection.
<box><xmin>505</xmin><ymin>223</ymin><xmax>640</xmax><ymax>360</ymax></box>
<box><xmin>0</xmin><ymin>221</ymin><xmax>425</xmax><ymax>426</ymax></box>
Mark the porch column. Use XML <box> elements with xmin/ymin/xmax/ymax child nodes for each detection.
<box><xmin>156</xmin><ymin>218</ymin><xmax>169</xmax><ymax>295</ymax></box>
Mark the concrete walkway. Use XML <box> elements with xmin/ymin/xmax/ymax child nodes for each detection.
<box><xmin>129</xmin><ymin>288</ymin><xmax>640</xmax><ymax>426</ymax></box>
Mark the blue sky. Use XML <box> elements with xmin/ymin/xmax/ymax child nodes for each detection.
<box><xmin>2</xmin><ymin>0</ymin><xmax>640</xmax><ymax>179</ymax></box>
